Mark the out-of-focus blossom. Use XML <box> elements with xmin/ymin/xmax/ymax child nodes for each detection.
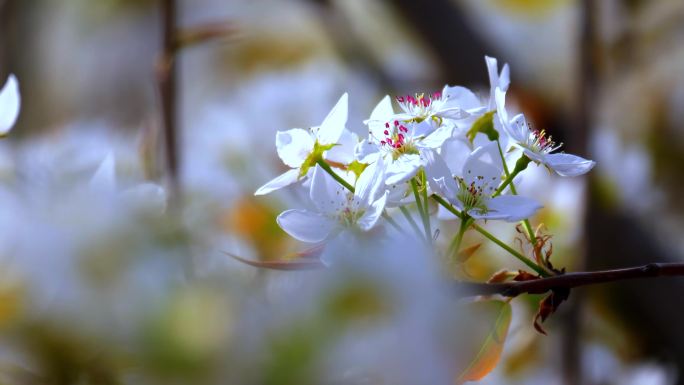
<box><xmin>0</xmin><ymin>74</ymin><xmax>20</xmax><ymax>135</ymax></box>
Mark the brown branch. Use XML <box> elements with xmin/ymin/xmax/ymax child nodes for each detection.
<box><xmin>455</xmin><ymin>263</ymin><xmax>684</xmax><ymax>298</ymax></box>
<box><xmin>158</xmin><ymin>0</ymin><xmax>180</xmax><ymax>203</ymax></box>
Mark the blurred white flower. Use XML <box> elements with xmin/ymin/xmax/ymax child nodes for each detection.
<box><xmin>0</xmin><ymin>74</ymin><xmax>20</xmax><ymax>135</ymax></box>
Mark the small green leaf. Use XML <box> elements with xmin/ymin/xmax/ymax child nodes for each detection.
<box><xmin>346</xmin><ymin>160</ymin><xmax>368</xmax><ymax>180</ymax></box>
<box><xmin>466</xmin><ymin>111</ymin><xmax>499</xmax><ymax>143</ymax></box>
<box><xmin>456</xmin><ymin>300</ymin><xmax>512</xmax><ymax>385</ymax></box>
<box><xmin>299</xmin><ymin>141</ymin><xmax>336</xmax><ymax>178</ymax></box>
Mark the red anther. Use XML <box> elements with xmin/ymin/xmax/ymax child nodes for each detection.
<box><xmin>398</xmin><ymin>133</ymin><xmax>405</xmax><ymax>141</ymax></box>
<box><xmin>380</xmin><ymin>140</ymin><xmax>386</xmax><ymax>145</ymax></box>
<box><xmin>397</xmin><ymin>96</ymin><xmax>404</xmax><ymax>103</ymax></box>
<box><xmin>394</xmin><ymin>120</ymin><xmax>399</xmax><ymax>126</ymax></box>
<box><xmin>384</xmin><ymin>130</ymin><xmax>389</xmax><ymax>135</ymax></box>
<box><xmin>385</xmin><ymin>122</ymin><xmax>390</xmax><ymax>128</ymax></box>
<box><xmin>400</xmin><ymin>125</ymin><xmax>408</xmax><ymax>132</ymax></box>
<box><xmin>387</xmin><ymin>138</ymin><xmax>393</xmax><ymax>145</ymax></box>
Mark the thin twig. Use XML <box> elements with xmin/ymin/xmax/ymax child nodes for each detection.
<box><xmin>454</xmin><ymin>263</ymin><xmax>684</xmax><ymax>298</ymax></box>
<box><xmin>159</xmin><ymin>0</ymin><xmax>180</xmax><ymax>203</ymax></box>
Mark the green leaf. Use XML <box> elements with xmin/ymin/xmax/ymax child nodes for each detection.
<box><xmin>346</xmin><ymin>160</ymin><xmax>368</xmax><ymax>180</ymax></box>
<box><xmin>456</xmin><ymin>300</ymin><xmax>512</xmax><ymax>385</ymax></box>
<box><xmin>466</xmin><ymin>111</ymin><xmax>499</xmax><ymax>143</ymax></box>
<box><xmin>299</xmin><ymin>141</ymin><xmax>335</xmax><ymax>178</ymax></box>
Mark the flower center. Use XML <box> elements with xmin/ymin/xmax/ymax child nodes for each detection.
<box><xmin>379</xmin><ymin>120</ymin><xmax>419</xmax><ymax>160</ymax></box>
<box><xmin>457</xmin><ymin>178</ymin><xmax>489</xmax><ymax>214</ymax></box>
<box><xmin>337</xmin><ymin>194</ymin><xmax>364</xmax><ymax>227</ymax></box>
<box><xmin>396</xmin><ymin>91</ymin><xmax>443</xmax><ymax>122</ymax></box>
<box><xmin>526</xmin><ymin>128</ymin><xmax>562</xmax><ymax>155</ymax></box>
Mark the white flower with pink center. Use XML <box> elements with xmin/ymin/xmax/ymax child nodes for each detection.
<box><xmin>495</xmin><ymin>89</ymin><xmax>596</xmax><ymax>177</ymax></box>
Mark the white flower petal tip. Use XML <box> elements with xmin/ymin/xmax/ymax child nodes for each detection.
<box><xmin>0</xmin><ymin>74</ymin><xmax>20</xmax><ymax>135</ymax></box>
<box><xmin>89</xmin><ymin>153</ymin><xmax>116</xmax><ymax>192</ymax></box>
<box><xmin>544</xmin><ymin>153</ymin><xmax>596</xmax><ymax>177</ymax></box>
<box><xmin>254</xmin><ymin>169</ymin><xmax>300</xmax><ymax>196</ymax></box>
<box><xmin>316</xmin><ymin>93</ymin><xmax>348</xmax><ymax>145</ymax></box>
<box><xmin>276</xmin><ymin>209</ymin><xmax>335</xmax><ymax>243</ymax></box>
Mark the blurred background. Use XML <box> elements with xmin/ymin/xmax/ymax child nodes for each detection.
<box><xmin>1</xmin><ymin>0</ymin><xmax>684</xmax><ymax>384</ymax></box>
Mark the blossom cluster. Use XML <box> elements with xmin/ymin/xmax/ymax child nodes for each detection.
<box><xmin>256</xmin><ymin>56</ymin><xmax>595</xmax><ymax>260</ymax></box>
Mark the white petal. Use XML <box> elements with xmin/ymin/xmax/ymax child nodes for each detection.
<box><xmin>89</xmin><ymin>153</ymin><xmax>116</xmax><ymax>192</ymax></box>
<box><xmin>385</xmin><ymin>154</ymin><xmax>422</xmax><ymax>185</ymax></box>
<box><xmin>277</xmin><ymin>209</ymin><xmax>336</xmax><ymax>243</ymax></box>
<box><xmin>121</xmin><ymin>183</ymin><xmax>167</xmax><ymax>214</ymax></box>
<box><xmin>507</xmin><ymin>113</ymin><xmax>531</xmax><ymax>144</ymax></box>
<box><xmin>442</xmin><ymin>85</ymin><xmax>481</xmax><ymax>111</ymax></box>
<box><xmin>365</xmin><ymin>95</ymin><xmax>395</xmax><ymax>141</ymax></box>
<box><xmin>440</xmin><ymin>137</ymin><xmax>471</xmax><ymax>176</ymax></box>
<box><xmin>357</xmin><ymin>191</ymin><xmax>388</xmax><ymax>231</ymax></box>
<box><xmin>354</xmin><ymin>139</ymin><xmax>381</xmax><ymax>164</ymax></box>
<box><xmin>276</xmin><ymin>128</ymin><xmax>315</xmax><ymax>168</ymax></box>
<box><xmin>410</xmin><ymin>120</ymin><xmax>434</xmax><ymax>138</ymax></box>
<box><xmin>499</xmin><ymin>63</ymin><xmax>510</xmax><ymax>92</ymax></box>
<box><xmin>544</xmin><ymin>153</ymin><xmax>596</xmax><ymax>177</ymax></box>
<box><xmin>325</xmin><ymin>128</ymin><xmax>358</xmax><ymax>165</ymax></box>
<box><xmin>386</xmin><ymin>181</ymin><xmax>411</xmax><ymax>207</ymax></box>
<box><xmin>487</xmin><ymin>195</ymin><xmax>542</xmax><ymax>222</ymax></box>
<box><xmin>0</xmin><ymin>74</ymin><xmax>20</xmax><ymax>135</ymax></box>
<box><xmin>316</xmin><ymin>93</ymin><xmax>348</xmax><ymax>145</ymax></box>
<box><xmin>354</xmin><ymin>157</ymin><xmax>385</xmax><ymax>205</ymax></box>
<box><xmin>494</xmin><ymin>88</ymin><xmax>510</xmax><ymax>131</ymax></box>
<box><xmin>462</xmin><ymin>151</ymin><xmax>501</xmax><ymax>196</ymax></box>
<box><xmin>254</xmin><ymin>169</ymin><xmax>300</xmax><ymax>195</ymax></box>
<box><xmin>418</xmin><ymin>124</ymin><xmax>453</xmax><ymax>149</ymax></box>
<box><xmin>423</xmin><ymin>149</ymin><xmax>457</xmax><ymax>195</ymax></box>
<box><xmin>310</xmin><ymin>165</ymin><xmax>348</xmax><ymax>215</ymax></box>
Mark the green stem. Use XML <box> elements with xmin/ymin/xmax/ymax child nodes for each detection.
<box><xmin>447</xmin><ymin>215</ymin><xmax>471</xmax><ymax>260</ymax></box>
<box><xmin>411</xmin><ymin>177</ymin><xmax>432</xmax><ymax>244</ymax></box>
<box><xmin>431</xmin><ymin>194</ymin><xmax>549</xmax><ymax>277</ymax></box>
<box><xmin>316</xmin><ymin>159</ymin><xmax>355</xmax><ymax>192</ymax></box>
<box><xmin>494</xmin><ymin>144</ymin><xmax>537</xmax><ymax>244</ymax></box>
<box><xmin>400</xmin><ymin>206</ymin><xmax>427</xmax><ymax>242</ymax></box>
<box><xmin>420</xmin><ymin>171</ymin><xmax>433</xmax><ymax>241</ymax></box>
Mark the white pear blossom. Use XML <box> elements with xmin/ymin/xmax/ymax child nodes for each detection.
<box><xmin>495</xmin><ymin>89</ymin><xmax>596</xmax><ymax>177</ymax></box>
<box><xmin>0</xmin><ymin>74</ymin><xmax>20</xmax><ymax>135</ymax></box>
<box><xmin>276</xmin><ymin>160</ymin><xmax>388</xmax><ymax>243</ymax></box>
<box><xmin>359</xmin><ymin>96</ymin><xmax>454</xmax><ymax>185</ymax></box>
<box><xmin>427</xmin><ymin>144</ymin><xmax>541</xmax><ymax>222</ymax></box>
<box><xmin>255</xmin><ymin>93</ymin><xmax>348</xmax><ymax>195</ymax></box>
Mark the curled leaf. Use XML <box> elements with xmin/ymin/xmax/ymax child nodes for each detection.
<box><xmin>456</xmin><ymin>243</ymin><xmax>482</xmax><ymax>264</ymax></box>
<box><xmin>456</xmin><ymin>300</ymin><xmax>512</xmax><ymax>385</ymax></box>
<box><xmin>487</xmin><ymin>269</ymin><xmax>515</xmax><ymax>284</ymax></box>
<box><xmin>533</xmin><ymin>287</ymin><xmax>570</xmax><ymax>335</ymax></box>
